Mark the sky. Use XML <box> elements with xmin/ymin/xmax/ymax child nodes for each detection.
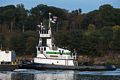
<box><xmin>0</xmin><ymin>0</ymin><xmax>120</xmax><ymax>13</ymax></box>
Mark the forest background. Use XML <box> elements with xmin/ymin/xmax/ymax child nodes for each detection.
<box><xmin>0</xmin><ymin>4</ymin><xmax>120</xmax><ymax>65</ymax></box>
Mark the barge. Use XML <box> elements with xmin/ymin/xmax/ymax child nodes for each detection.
<box><xmin>0</xmin><ymin>64</ymin><xmax>18</xmax><ymax>71</ymax></box>
<box><xmin>0</xmin><ymin>49</ymin><xmax>18</xmax><ymax>71</ymax></box>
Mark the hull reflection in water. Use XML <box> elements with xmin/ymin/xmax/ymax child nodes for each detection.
<box><xmin>0</xmin><ymin>69</ymin><xmax>120</xmax><ymax>80</ymax></box>
<box><xmin>34</xmin><ymin>70</ymin><xmax>74</xmax><ymax>80</ymax></box>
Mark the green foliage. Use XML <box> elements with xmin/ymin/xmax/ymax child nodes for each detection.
<box><xmin>81</xmin><ymin>4</ymin><xmax>120</xmax><ymax>29</ymax></box>
<box><xmin>112</xmin><ymin>25</ymin><xmax>120</xmax><ymax>51</ymax></box>
<box><xmin>0</xmin><ymin>4</ymin><xmax>120</xmax><ymax>56</ymax></box>
<box><xmin>82</xmin><ymin>30</ymin><xmax>102</xmax><ymax>55</ymax></box>
<box><xmin>10</xmin><ymin>31</ymin><xmax>38</xmax><ymax>55</ymax></box>
<box><xmin>10</xmin><ymin>34</ymin><xmax>25</xmax><ymax>55</ymax></box>
<box><xmin>55</xmin><ymin>30</ymin><xmax>84</xmax><ymax>54</ymax></box>
<box><xmin>87</xmin><ymin>24</ymin><xmax>96</xmax><ymax>31</ymax></box>
<box><xmin>25</xmin><ymin>37</ymin><xmax>37</xmax><ymax>54</ymax></box>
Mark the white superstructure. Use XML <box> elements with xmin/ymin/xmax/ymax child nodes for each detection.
<box><xmin>34</xmin><ymin>12</ymin><xmax>77</xmax><ymax>66</ymax></box>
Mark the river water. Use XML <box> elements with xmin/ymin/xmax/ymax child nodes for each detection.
<box><xmin>0</xmin><ymin>69</ymin><xmax>120</xmax><ymax>80</ymax></box>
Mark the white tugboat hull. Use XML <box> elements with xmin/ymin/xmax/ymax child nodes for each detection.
<box><xmin>34</xmin><ymin>57</ymin><xmax>74</xmax><ymax>66</ymax></box>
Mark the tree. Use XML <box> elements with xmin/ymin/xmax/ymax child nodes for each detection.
<box><xmin>15</xmin><ymin>4</ymin><xmax>28</xmax><ymax>32</ymax></box>
<box><xmin>81</xmin><ymin>4</ymin><xmax>120</xmax><ymax>30</ymax></box>
<box><xmin>10</xmin><ymin>31</ymin><xmax>38</xmax><ymax>55</ymax></box>
<box><xmin>112</xmin><ymin>25</ymin><xmax>120</xmax><ymax>51</ymax></box>
<box><xmin>54</xmin><ymin>31</ymin><xmax>69</xmax><ymax>48</ymax></box>
<box><xmin>10</xmin><ymin>34</ymin><xmax>25</xmax><ymax>55</ymax></box>
<box><xmin>55</xmin><ymin>30</ymin><xmax>83</xmax><ymax>54</ymax></box>
<box><xmin>22</xmin><ymin>31</ymin><xmax>38</xmax><ymax>54</ymax></box>
<box><xmin>99</xmin><ymin>4</ymin><xmax>116</xmax><ymax>26</ymax></box>
<box><xmin>25</xmin><ymin>37</ymin><xmax>37</xmax><ymax>54</ymax></box>
<box><xmin>0</xmin><ymin>4</ymin><xmax>120</xmax><ymax>56</ymax></box>
<box><xmin>71</xmin><ymin>8</ymin><xmax>82</xmax><ymax>15</ymax></box>
<box><xmin>82</xmin><ymin>27</ymin><xmax>103</xmax><ymax>55</ymax></box>
<box><xmin>87</xmin><ymin>24</ymin><xmax>96</xmax><ymax>31</ymax></box>
<box><xmin>0</xmin><ymin>34</ymin><xmax>5</xmax><ymax>49</ymax></box>
<box><xmin>100</xmin><ymin>26</ymin><xmax>113</xmax><ymax>54</ymax></box>
<box><xmin>67</xmin><ymin>10</ymin><xmax>83</xmax><ymax>30</ymax></box>
<box><xmin>81</xmin><ymin>10</ymin><xmax>100</xmax><ymax>29</ymax></box>
<box><xmin>2</xmin><ymin>5</ymin><xmax>16</xmax><ymax>32</ymax></box>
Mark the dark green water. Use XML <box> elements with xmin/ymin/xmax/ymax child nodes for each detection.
<box><xmin>0</xmin><ymin>69</ymin><xmax>120</xmax><ymax>80</ymax></box>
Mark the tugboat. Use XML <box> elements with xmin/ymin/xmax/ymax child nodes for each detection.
<box><xmin>21</xmin><ymin>12</ymin><xmax>116</xmax><ymax>71</ymax></box>
<box><xmin>0</xmin><ymin>47</ymin><xmax>18</xmax><ymax>71</ymax></box>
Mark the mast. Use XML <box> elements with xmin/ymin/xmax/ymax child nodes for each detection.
<box><xmin>48</xmin><ymin>12</ymin><xmax>57</xmax><ymax>49</ymax></box>
<box><xmin>48</xmin><ymin>12</ymin><xmax>52</xmax><ymax>35</ymax></box>
<box><xmin>37</xmin><ymin>12</ymin><xmax>57</xmax><ymax>49</ymax></box>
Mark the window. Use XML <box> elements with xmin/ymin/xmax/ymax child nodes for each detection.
<box><xmin>38</xmin><ymin>47</ymin><xmax>40</xmax><ymax>51</ymax></box>
<box><xmin>44</xmin><ymin>47</ymin><xmax>46</xmax><ymax>51</ymax></box>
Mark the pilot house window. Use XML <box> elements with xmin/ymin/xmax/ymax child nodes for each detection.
<box><xmin>38</xmin><ymin>47</ymin><xmax>40</xmax><ymax>51</ymax></box>
<box><xmin>44</xmin><ymin>47</ymin><xmax>46</xmax><ymax>51</ymax></box>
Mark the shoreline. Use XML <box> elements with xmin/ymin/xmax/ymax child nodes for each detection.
<box><xmin>16</xmin><ymin>53</ymin><xmax>120</xmax><ymax>67</ymax></box>
<box><xmin>77</xmin><ymin>54</ymin><xmax>120</xmax><ymax>67</ymax></box>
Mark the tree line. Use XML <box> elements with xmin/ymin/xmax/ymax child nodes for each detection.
<box><xmin>0</xmin><ymin>4</ymin><xmax>120</xmax><ymax>56</ymax></box>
